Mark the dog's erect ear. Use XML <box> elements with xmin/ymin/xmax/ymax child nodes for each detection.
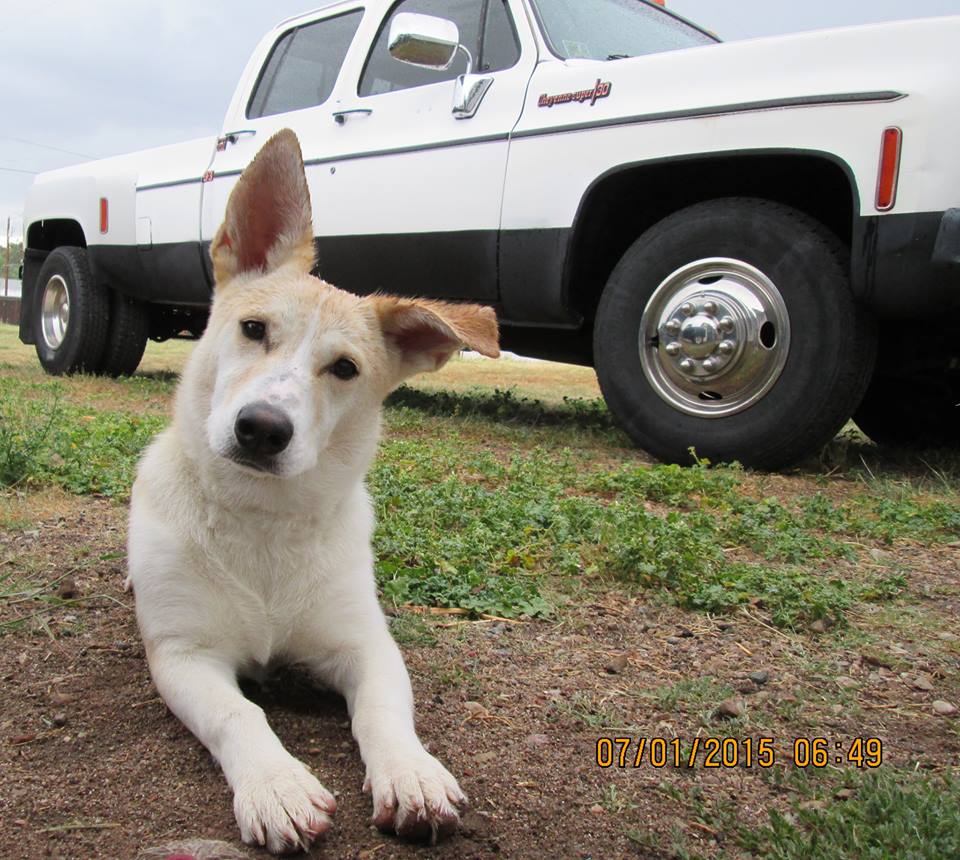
<box><xmin>210</xmin><ymin>128</ymin><xmax>315</xmax><ymax>286</ymax></box>
<box><xmin>373</xmin><ymin>296</ymin><xmax>500</xmax><ymax>379</ymax></box>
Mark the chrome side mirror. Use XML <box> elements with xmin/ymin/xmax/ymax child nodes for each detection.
<box><xmin>388</xmin><ymin>12</ymin><xmax>459</xmax><ymax>69</ymax></box>
<box><xmin>388</xmin><ymin>12</ymin><xmax>494</xmax><ymax>120</ymax></box>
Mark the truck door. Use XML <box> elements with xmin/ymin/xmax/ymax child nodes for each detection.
<box><xmin>318</xmin><ymin>0</ymin><xmax>536</xmax><ymax>301</ymax></box>
<box><xmin>199</xmin><ymin>6</ymin><xmax>366</xmax><ymax>277</ymax></box>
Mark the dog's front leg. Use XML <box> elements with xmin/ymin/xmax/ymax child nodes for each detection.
<box><xmin>323</xmin><ymin>626</ymin><xmax>467</xmax><ymax>842</ymax></box>
<box><xmin>147</xmin><ymin>643</ymin><xmax>337</xmax><ymax>853</ymax></box>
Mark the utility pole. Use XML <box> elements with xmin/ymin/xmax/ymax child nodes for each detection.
<box><xmin>3</xmin><ymin>217</ymin><xmax>9</xmax><ymax>297</ymax></box>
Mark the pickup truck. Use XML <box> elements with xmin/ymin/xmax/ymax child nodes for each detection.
<box><xmin>19</xmin><ymin>0</ymin><xmax>960</xmax><ymax>468</ymax></box>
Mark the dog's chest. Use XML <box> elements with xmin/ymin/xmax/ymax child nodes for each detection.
<box><xmin>198</xmin><ymin>513</ymin><xmax>333</xmax><ymax>653</ymax></box>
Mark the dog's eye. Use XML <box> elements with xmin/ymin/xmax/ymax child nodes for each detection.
<box><xmin>330</xmin><ymin>358</ymin><xmax>359</xmax><ymax>380</ymax></box>
<box><xmin>241</xmin><ymin>320</ymin><xmax>266</xmax><ymax>342</ymax></box>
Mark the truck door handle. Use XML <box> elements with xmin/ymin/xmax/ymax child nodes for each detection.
<box><xmin>220</xmin><ymin>129</ymin><xmax>257</xmax><ymax>147</ymax></box>
<box><xmin>332</xmin><ymin>109</ymin><xmax>373</xmax><ymax>125</ymax></box>
<box><xmin>225</xmin><ymin>129</ymin><xmax>256</xmax><ymax>140</ymax></box>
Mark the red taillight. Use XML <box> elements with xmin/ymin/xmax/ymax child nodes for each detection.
<box><xmin>99</xmin><ymin>197</ymin><xmax>109</xmax><ymax>234</ymax></box>
<box><xmin>876</xmin><ymin>127</ymin><xmax>902</xmax><ymax>211</ymax></box>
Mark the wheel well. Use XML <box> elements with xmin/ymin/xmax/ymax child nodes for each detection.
<box><xmin>26</xmin><ymin>219</ymin><xmax>87</xmax><ymax>253</ymax></box>
<box><xmin>566</xmin><ymin>153</ymin><xmax>856</xmax><ymax>323</ymax></box>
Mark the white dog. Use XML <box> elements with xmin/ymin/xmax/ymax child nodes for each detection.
<box><xmin>127</xmin><ymin>129</ymin><xmax>499</xmax><ymax>854</ymax></box>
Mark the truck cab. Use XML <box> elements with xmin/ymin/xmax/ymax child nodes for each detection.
<box><xmin>20</xmin><ymin>0</ymin><xmax>960</xmax><ymax>467</ymax></box>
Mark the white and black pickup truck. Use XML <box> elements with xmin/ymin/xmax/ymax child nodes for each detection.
<box><xmin>19</xmin><ymin>0</ymin><xmax>960</xmax><ymax>468</ymax></box>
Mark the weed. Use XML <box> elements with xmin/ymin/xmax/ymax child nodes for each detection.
<box><xmin>737</xmin><ymin>768</ymin><xmax>960</xmax><ymax>859</ymax></box>
<box><xmin>387</xmin><ymin>612</ymin><xmax>438</xmax><ymax>647</ymax></box>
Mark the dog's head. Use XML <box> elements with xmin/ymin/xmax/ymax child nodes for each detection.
<box><xmin>185</xmin><ymin>129</ymin><xmax>499</xmax><ymax>480</ymax></box>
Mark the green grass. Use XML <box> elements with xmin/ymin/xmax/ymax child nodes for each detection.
<box><xmin>0</xmin><ymin>369</ymin><xmax>956</xmax><ymax>623</ymax></box>
<box><xmin>738</xmin><ymin>769</ymin><xmax>960</xmax><ymax>859</ymax></box>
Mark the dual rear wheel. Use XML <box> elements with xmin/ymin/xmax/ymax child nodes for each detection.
<box><xmin>594</xmin><ymin>198</ymin><xmax>879</xmax><ymax>469</ymax></box>
<box><xmin>32</xmin><ymin>246</ymin><xmax>148</xmax><ymax>377</ymax></box>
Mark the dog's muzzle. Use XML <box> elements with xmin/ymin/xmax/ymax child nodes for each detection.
<box><xmin>233</xmin><ymin>402</ymin><xmax>294</xmax><ymax>468</ymax></box>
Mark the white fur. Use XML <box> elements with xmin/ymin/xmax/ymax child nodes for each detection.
<box><xmin>127</xmin><ymin>129</ymin><xmax>492</xmax><ymax>854</ymax></box>
<box><xmin>128</xmin><ymin>318</ymin><xmax>466</xmax><ymax>852</ymax></box>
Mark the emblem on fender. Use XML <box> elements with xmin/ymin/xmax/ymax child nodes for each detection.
<box><xmin>538</xmin><ymin>79</ymin><xmax>612</xmax><ymax>108</ymax></box>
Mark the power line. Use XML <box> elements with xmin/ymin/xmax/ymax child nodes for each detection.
<box><xmin>0</xmin><ymin>136</ymin><xmax>95</xmax><ymax>160</ymax></box>
<box><xmin>0</xmin><ymin>166</ymin><xmax>37</xmax><ymax>175</ymax></box>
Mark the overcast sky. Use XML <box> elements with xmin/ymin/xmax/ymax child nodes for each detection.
<box><xmin>3</xmin><ymin>0</ymin><xmax>960</xmax><ymax>240</ymax></box>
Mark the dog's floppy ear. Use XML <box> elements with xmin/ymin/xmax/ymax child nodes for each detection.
<box><xmin>210</xmin><ymin>128</ymin><xmax>315</xmax><ymax>286</ymax></box>
<box><xmin>373</xmin><ymin>296</ymin><xmax>500</xmax><ymax>380</ymax></box>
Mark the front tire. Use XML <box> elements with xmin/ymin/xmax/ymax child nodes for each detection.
<box><xmin>33</xmin><ymin>247</ymin><xmax>109</xmax><ymax>375</ymax></box>
<box><xmin>594</xmin><ymin>198</ymin><xmax>877</xmax><ymax>470</ymax></box>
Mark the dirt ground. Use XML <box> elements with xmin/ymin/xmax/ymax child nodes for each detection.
<box><xmin>3</xmin><ymin>487</ymin><xmax>959</xmax><ymax>860</ymax></box>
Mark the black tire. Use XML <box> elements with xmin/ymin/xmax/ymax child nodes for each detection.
<box><xmin>32</xmin><ymin>247</ymin><xmax>109</xmax><ymax>375</ymax></box>
<box><xmin>854</xmin><ymin>371</ymin><xmax>960</xmax><ymax>448</ymax></box>
<box><xmin>594</xmin><ymin>198</ymin><xmax>877</xmax><ymax>470</ymax></box>
<box><xmin>98</xmin><ymin>291</ymin><xmax>149</xmax><ymax>377</ymax></box>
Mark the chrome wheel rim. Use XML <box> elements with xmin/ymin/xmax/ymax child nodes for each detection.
<box><xmin>41</xmin><ymin>275</ymin><xmax>71</xmax><ymax>350</ymax></box>
<box><xmin>639</xmin><ymin>258</ymin><xmax>790</xmax><ymax>418</ymax></box>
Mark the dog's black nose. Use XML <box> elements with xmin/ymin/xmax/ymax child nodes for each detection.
<box><xmin>234</xmin><ymin>402</ymin><xmax>294</xmax><ymax>457</ymax></box>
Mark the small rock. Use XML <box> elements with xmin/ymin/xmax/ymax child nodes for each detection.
<box><xmin>938</xmin><ymin>632</ymin><xmax>959</xmax><ymax>642</ymax></box>
<box><xmin>735</xmin><ymin>681</ymin><xmax>756</xmax><ymax>694</ymax></box>
<box><xmin>679</xmin><ymin>628</ymin><xmax>694</xmax><ymax>638</ymax></box>
<box><xmin>464</xmin><ymin>701</ymin><xmax>486</xmax><ymax>716</ymax></box>
<box><xmin>50</xmin><ymin>692</ymin><xmax>77</xmax><ymax>706</ymax></box>
<box><xmin>716</xmin><ymin>698</ymin><xmax>743</xmax><ymax>719</ymax></box>
<box><xmin>835</xmin><ymin>676</ymin><xmax>858</xmax><ymax>690</ymax></box>
<box><xmin>933</xmin><ymin>700</ymin><xmax>957</xmax><ymax>716</ymax></box>
<box><xmin>51</xmin><ymin>713</ymin><xmax>67</xmax><ymax>727</ymax></box>
<box><xmin>603</xmin><ymin>654</ymin><xmax>630</xmax><ymax>675</ymax></box>
<box><xmin>666</xmin><ymin>636</ymin><xmax>681</xmax><ymax>645</ymax></box>
<box><xmin>799</xmin><ymin>800</ymin><xmax>826</xmax><ymax>812</ymax></box>
<box><xmin>861</xmin><ymin>651</ymin><xmax>894</xmax><ymax>669</ymax></box>
<box><xmin>56</xmin><ymin>579</ymin><xmax>79</xmax><ymax>600</ymax></box>
<box><xmin>834</xmin><ymin>788</ymin><xmax>855</xmax><ymax>801</ymax></box>
<box><xmin>589</xmin><ymin>804</ymin><xmax>604</xmax><ymax>815</ymax></box>
<box><xmin>17</xmin><ymin>652</ymin><xmax>27</xmax><ymax>667</ymax></box>
<box><xmin>809</xmin><ymin>619</ymin><xmax>827</xmax><ymax>634</ymax></box>
<box><xmin>749</xmin><ymin>670</ymin><xmax>770</xmax><ymax>686</ymax></box>
<box><xmin>526</xmin><ymin>733</ymin><xmax>550</xmax><ymax>748</ymax></box>
<box><xmin>717</xmin><ymin>622</ymin><xmax>733</xmax><ymax>632</ymax></box>
<box><xmin>473</xmin><ymin>751</ymin><xmax>498</xmax><ymax>764</ymax></box>
<box><xmin>912</xmin><ymin>675</ymin><xmax>935</xmax><ymax>692</ymax></box>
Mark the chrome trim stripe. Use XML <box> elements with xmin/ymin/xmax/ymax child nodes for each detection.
<box><xmin>511</xmin><ymin>91</ymin><xmax>907</xmax><ymax>140</ymax></box>
<box><xmin>137</xmin><ymin>91</ymin><xmax>904</xmax><ymax>192</ymax></box>
<box><xmin>138</xmin><ymin>176</ymin><xmax>205</xmax><ymax>192</ymax></box>
<box><xmin>302</xmin><ymin>131</ymin><xmax>510</xmax><ymax>167</ymax></box>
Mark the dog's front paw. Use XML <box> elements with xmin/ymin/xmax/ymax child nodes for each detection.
<box><xmin>233</xmin><ymin>759</ymin><xmax>337</xmax><ymax>854</ymax></box>
<box><xmin>364</xmin><ymin>747</ymin><xmax>467</xmax><ymax>843</ymax></box>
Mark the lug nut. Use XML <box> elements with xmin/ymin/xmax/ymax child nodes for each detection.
<box><xmin>680</xmin><ymin>302</ymin><xmax>695</xmax><ymax>317</ymax></box>
<box><xmin>679</xmin><ymin>358</ymin><xmax>695</xmax><ymax>373</ymax></box>
<box><xmin>719</xmin><ymin>316</ymin><xmax>735</xmax><ymax>333</ymax></box>
<box><xmin>665</xmin><ymin>320</ymin><xmax>681</xmax><ymax>336</ymax></box>
<box><xmin>703</xmin><ymin>300</ymin><xmax>717</xmax><ymax>315</ymax></box>
<box><xmin>665</xmin><ymin>342</ymin><xmax>681</xmax><ymax>357</ymax></box>
<box><xmin>702</xmin><ymin>358</ymin><xmax>718</xmax><ymax>372</ymax></box>
<box><xmin>718</xmin><ymin>340</ymin><xmax>734</xmax><ymax>355</ymax></box>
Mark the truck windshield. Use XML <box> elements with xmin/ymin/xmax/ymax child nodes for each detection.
<box><xmin>530</xmin><ymin>0</ymin><xmax>716</xmax><ymax>61</ymax></box>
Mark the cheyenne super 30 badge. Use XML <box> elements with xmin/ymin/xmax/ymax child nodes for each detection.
<box><xmin>538</xmin><ymin>79</ymin><xmax>612</xmax><ymax>108</ymax></box>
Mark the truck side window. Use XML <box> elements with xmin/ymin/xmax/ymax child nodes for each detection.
<box><xmin>248</xmin><ymin>10</ymin><xmax>364</xmax><ymax>119</ymax></box>
<box><xmin>358</xmin><ymin>0</ymin><xmax>520</xmax><ymax>97</ymax></box>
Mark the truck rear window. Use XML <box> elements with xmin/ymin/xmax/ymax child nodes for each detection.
<box><xmin>248</xmin><ymin>10</ymin><xmax>364</xmax><ymax>119</ymax></box>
